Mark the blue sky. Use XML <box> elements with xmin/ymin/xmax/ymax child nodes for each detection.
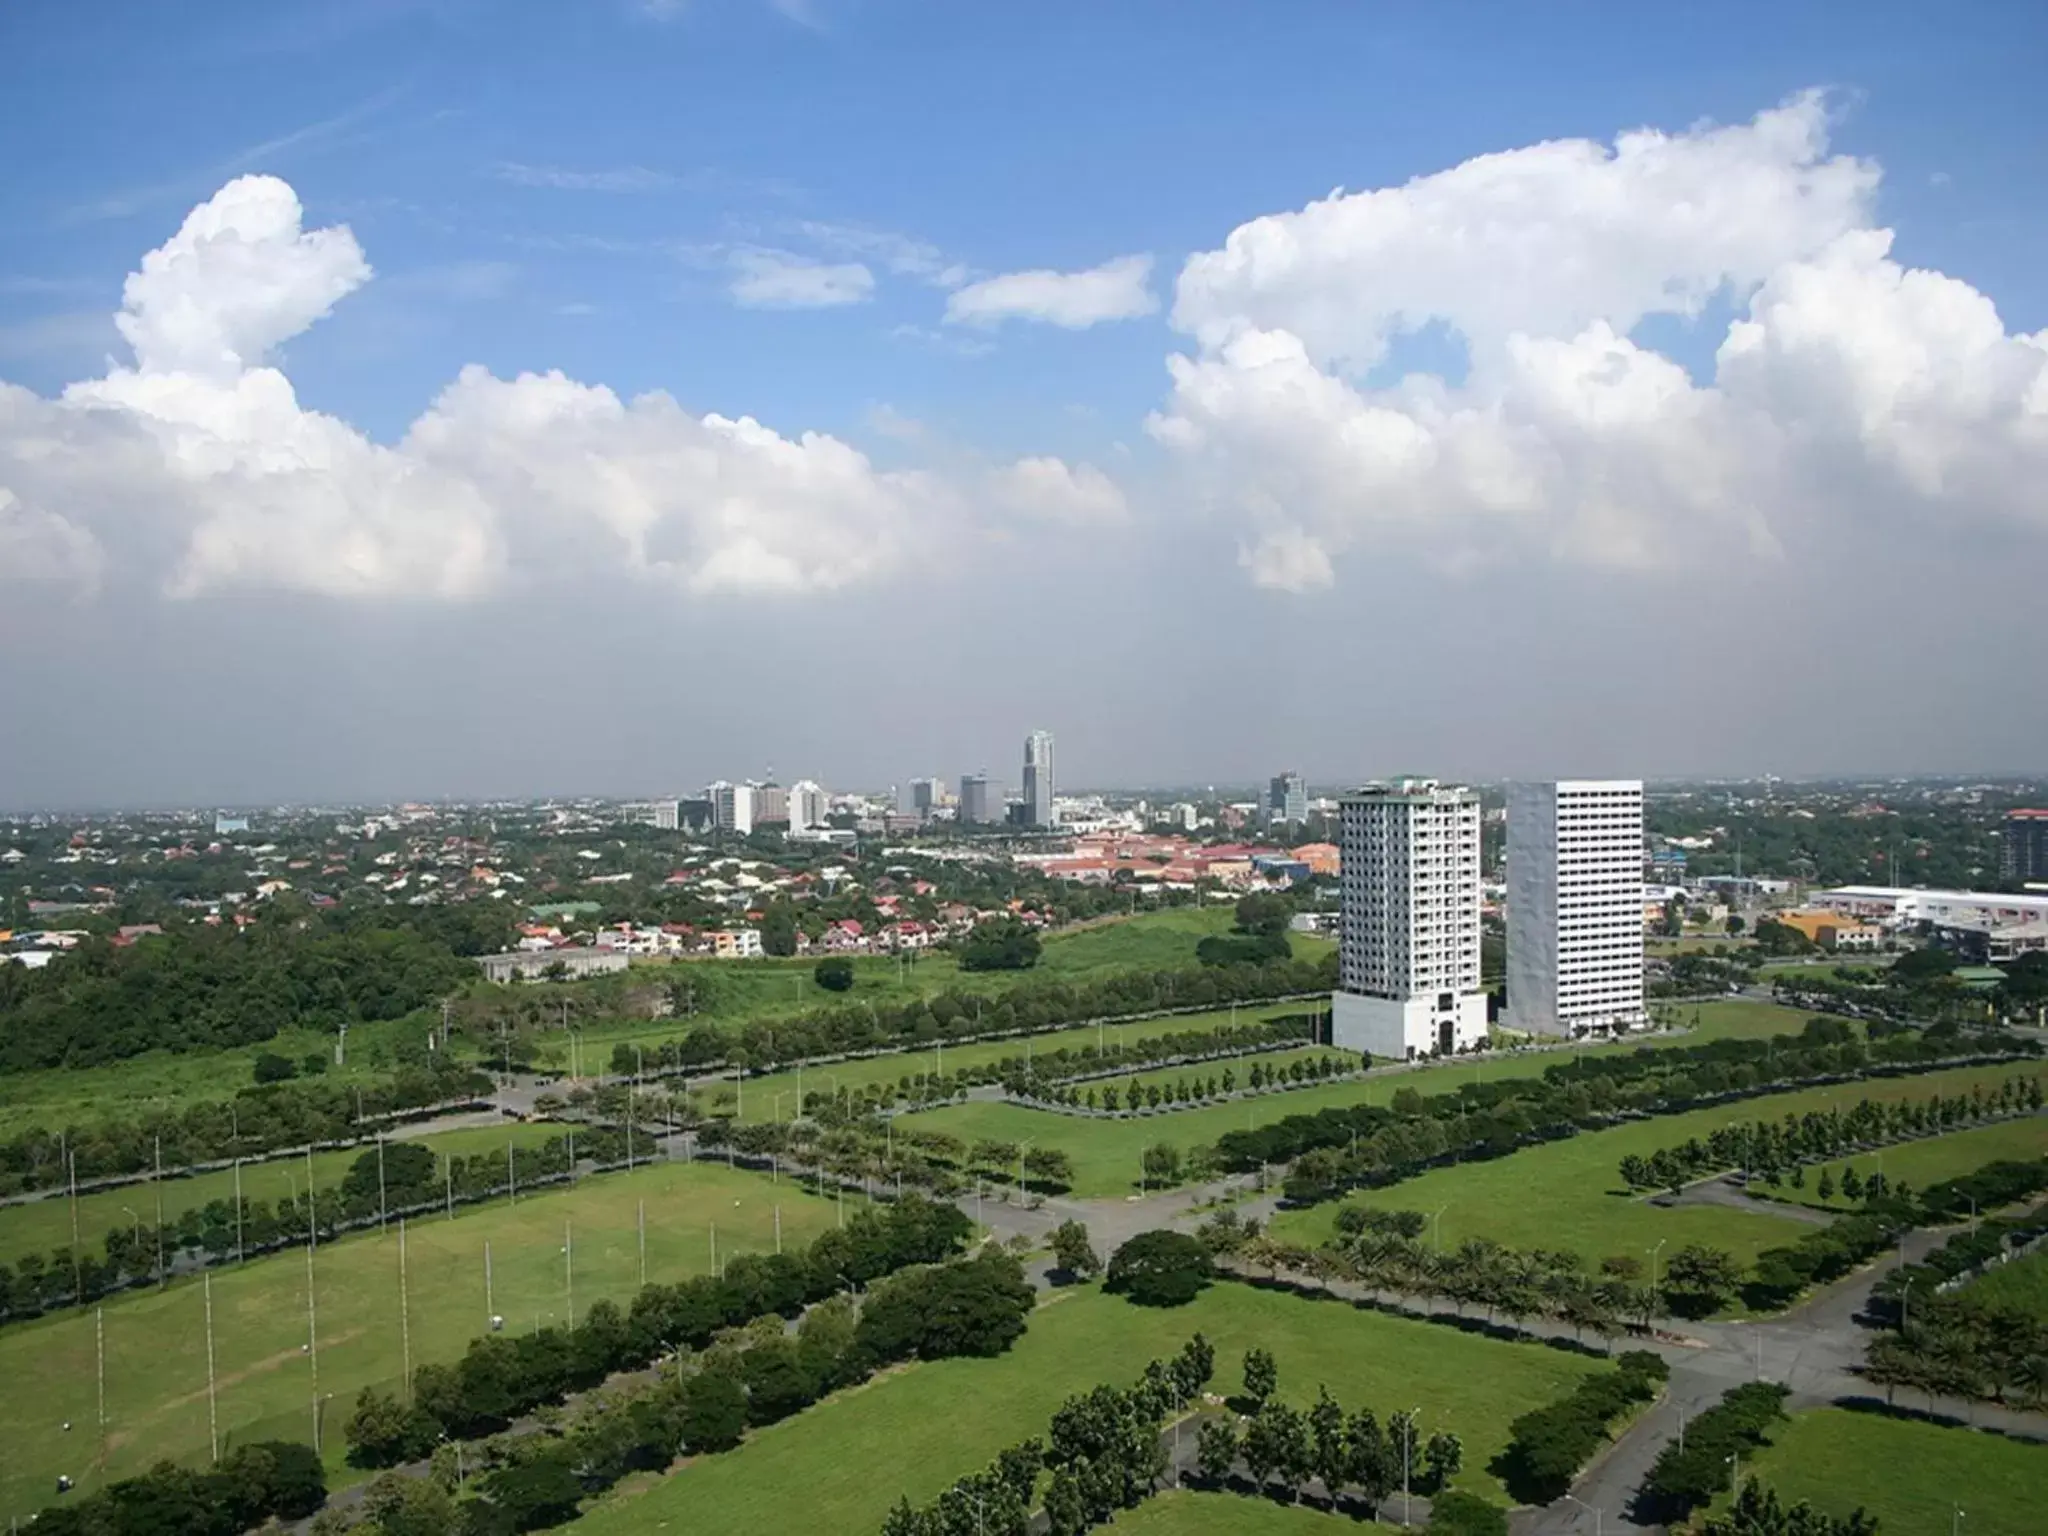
<box><xmin>2</xmin><ymin>1</ymin><xmax>2046</xmax><ymax>803</ymax></box>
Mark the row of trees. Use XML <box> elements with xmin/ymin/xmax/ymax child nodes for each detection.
<box><xmin>345</xmin><ymin>1196</ymin><xmax>977</xmax><ymax>1465</ymax></box>
<box><xmin>1020</xmin><ymin>1052</ymin><xmax>1360</xmax><ymax>1115</ymax></box>
<box><xmin>607</xmin><ymin>952</ymin><xmax>1339</xmax><ymax>1084</ymax></box>
<box><xmin>0</xmin><ymin>1054</ymin><xmax>492</xmax><ymax>1196</ymax></box>
<box><xmin>1197</xmin><ymin>1379</ymin><xmax>1462</xmax><ymax>1512</ymax></box>
<box><xmin>1494</xmin><ymin>1350</ymin><xmax>1669</xmax><ymax>1502</ymax></box>
<box><xmin>0</xmin><ymin>1127</ymin><xmax>625</xmax><ymax>1327</ymax></box>
<box><xmin>27</xmin><ymin>1441</ymin><xmax>327</xmax><ymax>1536</ymax></box>
<box><xmin>325</xmin><ymin>1249</ymin><xmax>1035</xmax><ymax>1536</ymax></box>
<box><xmin>1221</xmin><ymin>1017</ymin><xmax>2032</xmax><ymax>1205</ymax></box>
<box><xmin>1617</xmin><ymin>1073</ymin><xmax>2041</xmax><ymax>1192</ymax></box>
<box><xmin>879</xmin><ymin>1335</ymin><xmax>1217</xmax><ymax>1536</ymax></box>
<box><xmin>1640</xmin><ymin>1383</ymin><xmax>1793</xmax><ymax>1524</ymax></box>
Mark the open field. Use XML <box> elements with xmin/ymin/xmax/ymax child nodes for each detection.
<box><xmin>0</xmin><ymin>1160</ymin><xmax>845</xmax><ymax>1525</ymax></box>
<box><xmin>557</xmin><ymin>904</ymin><xmax>1332</xmax><ymax>1056</ymax></box>
<box><xmin>1735</xmin><ymin>1408</ymin><xmax>2045</xmax><ymax>1534</ymax></box>
<box><xmin>691</xmin><ymin>1001</ymin><xmax>1317</xmax><ymax>1125</ymax></box>
<box><xmin>572</xmin><ymin>1281</ymin><xmax>1602</xmax><ymax>1534</ymax></box>
<box><xmin>898</xmin><ymin>1001</ymin><xmax>1836</xmax><ymax>1198</ymax></box>
<box><xmin>0</xmin><ymin>1010</ymin><xmax>430</xmax><ymax>1141</ymax></box>
<box><xmin>1964</xmin><ymin>1248</ymin><xmax>2048</xmax><ymax>1319</ymax></box>
<box><xmin>1107</xmin><ymin>1490</ymin><xmax>1346</xmax><ymax>1533</ymax></box>
<box><xmin>0</xmin><ymin>1120</ymin><xmax>565</xmax><ymax>1265</ymax></box>
<box><xmin>1266</xmin><ymin>1063</ymin><xmax>2039</xmax><ymax>1269</ymax></box>
<box><xmin>1767</xmin><ymin>1116</ymin><xmax>2047</xmax><ymax>1213</ymax></box>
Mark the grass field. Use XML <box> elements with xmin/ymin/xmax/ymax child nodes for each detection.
<box><xmin>0</xmin><ymin>1120</ymin><xmax>569</xmax><ymax>1265</ymax></box>
<box><xmin>557</xmin><ymin>905</ymin><xmax>1331</xmax><ymax>1057</ymax></box>
<box><xmin>0</xmin><ymin>1011</ymin><xmax>428</xmax><ymax>1142</ymax></box>
<box><xmin>1106</xmin><ymin>1490</ymin><xmax>1346</xmax><ymax>1532</ymax></box>
<box><xmin>896</xmin><ymin>1002</ymin><xmax>1833</xmax><ymax>1199</ymax></box>
<box><xmin>572</xmin><ymin>1281</ymin><xmax>1602</xmax><ymax>1535</ymax></box>
<box><xmin>0</xmin><ymin>1160</ymin><xmax>846</xmax><ymax>1525</ymax></box>
<box><xmin>1766</xmin><ymin>1116</ymin><xmax>2047</xmax><ymax>1213</ymax></box>
<box><xmin>1735</xmin><ymin>1408</ymin><xmax>2045</xmax><ymax>1534</ymax></box>
<box><xmin>690</xmin><ymin>1002</ymin><xmax>1318</xmax><ymax>1125</ymax></box>
<box><xmin>1266</xmin><ymin>1063</ymin><xmax>2038</xmax><ymax>1271</ymax></box>
<box><xmin>1963</xmin><ymin>1248</ymin><xmax>2048</xmax><ymax>1319</ymax></box>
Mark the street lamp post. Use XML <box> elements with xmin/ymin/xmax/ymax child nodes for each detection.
<box><xmin>1402</xmin><ymin>1406</ymin><xmax>1420</xmax><ymax>1527</ymax></box>
<box><xmin>1563</xmin><ymin>1493</ymin><xmax>1602</xmax><ymax>1536</ymax></box>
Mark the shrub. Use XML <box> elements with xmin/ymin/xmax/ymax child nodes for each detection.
<box><xmin>1429</xmin><ymin>1489</ymin><xmax>1510</xmax><ymax>1536</ymax></box>
<box><xmin>813</xmin><ymin>957</ymin><xmax>855</xmax><ymax>992</ymax></box>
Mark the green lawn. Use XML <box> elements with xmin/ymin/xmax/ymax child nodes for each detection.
<box><xmin>1107</xmin><ymin>1489</ymin><xmax>1349</xmax><ymax>1532</ymax></box>
<box><xmin>0</xmin><ymin>1012</ymin><xmax>428</xmax><ymax>1141</ymax></box>
<box><xmin>1762</xmin><ymin>1116</ymin><xmax>2047</xmax><ymax>1213</ymax></box>
<box><xmin>1963</xmin><ymin>1248</ymin><xmax>2048</xmax><ymax>1320</ymax></box>
<box><xmin>557</xmin><ymin>905</ymin><xmax>1285</xmax><ymax>1057</ymax></box>
<box><xmin>0</xmin><ymin>1161</ymin><xmax>844</xmax><ymax>1526</ymax></box>
<box><xmin>896</xmin><ymin>1001</ymin><xmax>1834</xmax><ymax>1199</ymax></box>
<box><xmin>0</xmin><ymin>1120</ymin><xmax>565</xmax><ymax>1265</ymax></box>
<box><xmin>1735</xmin><ymin>1408</ymin><xmax>2045</xmax><ymax>1534</ymax></box>
<box><xmin>571</xmin><ymin>1281</ymin><xmax>1602</xmax><ymax>1534</ymax></box>
<box><xmin>692</xmin><ymin>1002</ymin><xmax>1317</xmax><ymax>1125</ymax></box>
<box><xmin>1267</xmin><ymin>1064</ymin><xmax>2038</xmax><ymax>1272</ymax></box>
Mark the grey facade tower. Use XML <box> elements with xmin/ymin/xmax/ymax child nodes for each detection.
<box><xmin>960</xmin><ymin>772</ymin><xmax>996</xmax><ymax>825</ymax></box>
<box><xmin>1506</xmin><ymin>780</ymin><xmax>1646</xmax><ymax>1037</ymax></box>
<box><xmin>1022</xmin><ymin>730</ymin><xmax>1056</xmax><ymax>828</ymax></box>
<box><xmin>1268</xmin><ymin>771</ymin><xmax>1308</xmax><ymax>828</ymax></box>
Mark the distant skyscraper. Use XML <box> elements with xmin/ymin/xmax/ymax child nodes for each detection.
<box><xmin>1332</xmin><ymin>779</ymin><xmax>1487</xmax><ymax>1060</ymax></box>
<box><xmin>2003</xmin><ymin>809</ymin><xmax>2048</xmax><ymax>886</ymax></box>
<box><xmin>706</xmin><ymin>781</ymin><xmax>753</xmax><ymax>835</ymax></box>
<box><xmin>908</xmin><ymin>778</ymin><xmax>939</xmax><ymax>820</ymax></box>
<box><xmin>1023</xmin><ymin>730</ymin><xmax>1056</xmax><ymax>828</ymax></box>
<box><xmin>960</xmin><ymin>772</ymin><xmax>996</xmax><ymax>826</ymax></box>
<box><xmin>1268</xmin><ymin>772</ymin><xmax>1308</xmax><ymax>828</ymax></box>
<box><xmin>789</xmin><ymin>780</ymin><xmax>828</xmax><ymax>832</ymax></box>
<box><xmin>753</xmin><ymin>783</ymin><xmax>790</xmax><ymax>826</ymax></box>
<box><xmin>1507</xmin><ymin>781</ymin><xmax>1646</xmax><ymax>1038</ymax></box>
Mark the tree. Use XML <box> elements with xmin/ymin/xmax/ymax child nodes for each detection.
<box><xmin>480</xmin><ymin>1452</ymin><xmax>585</xmax><ymax>1531</ymax></box>
<box><xmin>1725</xmin><ymin>914</ymin><xmax>1746</xmax><ymax>935</ymax></box>
<box><xmin>679</xmin><ymin>1370</ymin><xmax>748</xmax><ymax>1453</ymax></box>
<box><xmin>343</xmin><ymin>1385</ymin><xmax>434</xmax><ymax>1467</ymax></box>
<box><xmin>252</xmin><ymin>1051</ymin><xmax>298</xmax><ymax>1083</ymax></box>
<box><xmin>1196</xmin><ymin>1415</ymin><xmax>1239</xmax><ymax>1486</ymax></box>
<box><xmin>760</xmin><ymin>904</ymin><xmax>799</xmax><ymax>958</ymax></box>
<box><xmin>363</xmin><ymin>1472</ymin><xmax>459</xmax><ymax>1536</ymax></box>
<box><xmin>1662</xmin><ymin>1244</ymin><xmax>1743</xmax><ymax>1318</ymax></box>
<box><xmin>1428</xmin><ymin>1490</ymin><xmax>1510</xmax><ymax>1536</ymax></box>
<box><xmin>1049</xmin><ymin>1219</ymin><xmax>1099</xmax><ymax>1281</ymax></box>
<box><xmin>1235</xmin><ymin>893</ymin><xmax>1292</xmax><ymax>936</ymax></box>
<box><xmin>1104</xmin><ymin>1230</ymin><xmax>1213</xmax><ymax>1307</ymax></box>
<box><xmin>1308</xmin><ymin>1385</ymin><xmax>1349</xmax><ymax>1498</ymax></box>
<box><xmin>1141</xmin><ymin>1142</ymin><xmax>1182</xmax><ymax>1186</ymax></box>
<box><xmin>1242</xmin><ymin>1346</ymin><xmax>1278</xmax><ymax>1408</ymax></box>
<box><xmin>958</xmin><ymin>919</ymin><xmax>1042</xmax><ymax>972</ymax></box>
<box><xmin>813</xmin><ymin>957</ymin><xmax>855</xmax><ymax>992</ymax></box>
<box><xmin>341</xmin><ymin>1141</ymin><xmax>435</xmax><ymax>1205</ymax></box>
<box><xmin>1423</xmin><ymin>1429</ymin><xmax>1463</xmax><ymax>1492</ymax></box>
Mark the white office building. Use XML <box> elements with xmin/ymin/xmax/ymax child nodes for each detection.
<box><xmin>1506</xmin><ymin>780</ymin><xmax>1647</xmax><ymax>1037</ymax></box>
<box><xmin>1331</xmin><ymin>779</ymin><xmax>1488</xmax><ymax>1060</ymax></box>
<box><xmin>789</xmin><ymin>780</ymin><xmax>828</xmax><ymax>832</ymax></box>
<box><xmin>707</xmin><ymin>780</ymin><xmax>753</xmax><ymax>836</ymax></box>
<box><xmin>1023</xmin><ymin>730</ymin><xmax>1056</xmax><ymax>828</ymax></box>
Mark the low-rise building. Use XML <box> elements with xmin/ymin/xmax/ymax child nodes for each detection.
<box><xmin>476</xmin><ymin>948</ymin><xmax>630</xmax><ymax>983</ymax></box>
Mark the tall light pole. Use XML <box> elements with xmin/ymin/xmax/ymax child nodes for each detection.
<box><xmin>1401</xmin><ymin>1407</ymin><xmax>1420</xmax><ymax>1527</ymax></box>
<box><xmin>203</xmin><ymin>1270</ymin><xmax>219</xmax><ymax>1463</ymax></box>
<box><xmin>1649</xmin><ymin>1237</ymin><xmax>1668</xmax><ymax>1305</ymax></box>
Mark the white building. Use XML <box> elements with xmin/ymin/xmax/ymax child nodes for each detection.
<box><xmin>789</xmin><ymin>780</ymin><xmax>829</xmax><ymax>832</ymax></box>
<box><xmin>1331</xmin><ymin>779</ymin><xmax>1488</xmax><ymax>1060</ymax></box>
<box><xmin>1506</xmin><ymin>780</ymin><xmax>1647</xmax><ymax>1038</ymax></box>
<box><xmin>1023</xmin><ymin>730</ymin><xmax>1056</xmax><ymax>827</ymax></box>
<box><xmin>707</xmin><ymin>781</ymin><xmax>754</xmax><ymax>836</ymax></box>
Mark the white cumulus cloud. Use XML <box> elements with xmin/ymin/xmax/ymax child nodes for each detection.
<box><xmin>946</xmin><ymin>254</ymin><xmax>1157</xmax><ymax>329</ymax></box>
<box><xmin>1149</xmin><ymin>93</ymin><xmax>2048</xmax><ymax>590</ymax></box>
<box><xmin>984</xmin><ymin>457</ymin><xmax>1129</xmax><ymax>524</ymax></box>
<box><xmin>0</xmin><ymin>176</ymin><xmax>1119</xmax><ymax>603</ymax></box>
